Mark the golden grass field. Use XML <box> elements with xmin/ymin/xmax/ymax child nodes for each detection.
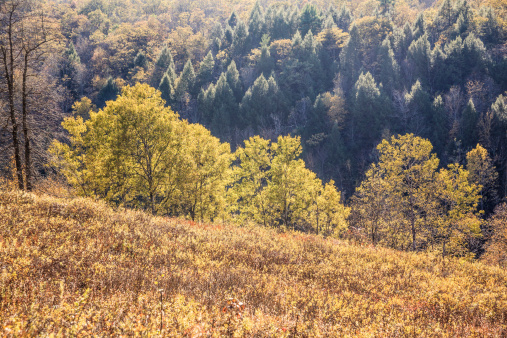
<box><xmin>1</xmin><ymin>188</ymin><xmax>506</xmax><ymax>337</ymax></box>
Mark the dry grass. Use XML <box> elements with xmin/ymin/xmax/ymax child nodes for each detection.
<box><xmin>1</xmin><ymin>188</ymin><xmax>506</xmax><ymax>337</ymax></box>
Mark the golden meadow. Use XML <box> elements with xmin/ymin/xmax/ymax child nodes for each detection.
<box><xmin>1</xmin><ymin>186</ymin><xmax>506</xmax><ymax>337</ymax></box>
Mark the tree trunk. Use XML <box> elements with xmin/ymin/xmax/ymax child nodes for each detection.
<box><xmin>22</xmin><ymin>52</ymin><xmax>32</xmax><ymax>191</ymax></box>
<box><xmin>2</xmin><ymin>10</ymin><xmax>24</xmax><ymax>190</ymax></box>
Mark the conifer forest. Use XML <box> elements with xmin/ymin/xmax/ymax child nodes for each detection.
<box><xmin>1</xmin><ymin>0</ymin><xmax>507</xmax><ymax>335</ymax></box>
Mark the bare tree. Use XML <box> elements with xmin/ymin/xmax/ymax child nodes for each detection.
<box><xmin>0</xmin><ymin>0</ymin><xmax>59</xmax><ymax>190</ymax></box>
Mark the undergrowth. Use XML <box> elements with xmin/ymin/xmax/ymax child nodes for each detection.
<box><xmin>1</xmin><ymin>189</ymin><xmax>506</xmax><ymax>336</ymax></box>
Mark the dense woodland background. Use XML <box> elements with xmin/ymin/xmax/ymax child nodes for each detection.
<box><xmin>1</xmin><ymin>0</ymin><xmax>507</xmax><ymax>261</ymax></box>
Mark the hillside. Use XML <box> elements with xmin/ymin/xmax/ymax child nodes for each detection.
<box><xmin>1</xmin><ymin>189</ymin><xmax>506</xmax><ymax>336</ymax></box>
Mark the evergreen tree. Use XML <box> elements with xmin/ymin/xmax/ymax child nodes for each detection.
<box><xmin>196</xmin><ymin>51</ymin><xmax>215</xmax><ymax>90</ymax></box>
<box><xmin>212</xmin><ymin>73</ymin><xmax>238</xmax><ymax>132</ymax></box>
<box><xmin>271</xmin><ymin>7</ymin><xmax>292</xmax><ymax>39</ymax></box>
<box><xmin>223</xmin><ymin>25</ymin><xmax>234</xmax><ymax>48</ymax></box>
<box><xmin>158</xmin><ymin>73</ymin><xmax>174</xmax><ymax>107</ymax></box>
<box><xmin>376</xmin><ymin>37</ymin><xmax>399</xmax><ymax>95</ymax></box>
<box><xmin>248</xmin><ymin>1</ymin><xmax>265</xmax><ymax>47</ymax></box>
<box><xmin>257</xmin><ymin>43</ymin><xmax>275</xmax><ymax>77</ymax></box>
<box><xmin>491</xmin><ymin>94</ymin><xmax>507</xmax><ymax>123</ymax></box>
<box><xmin>61</xmin><ymin>43</ymin><xmax>82</xmax><ymax>100</ymax></box>
<box><xmin>412</xmin><ymin>13</ymin><xmax>425</xmax><ymax>40</ymax></box>
<box><xmin>404</xmin><ymin>80</ymin><xmax>432</xmax><ymax>135</ymax></box>
<box><xmin>407</xmin><ymin>34</ymin><xmax>431</xmax><ymax>87</ymax></box>
<box><xmin>350</xmin><ymin>72</ymin><xmax>388</xmax><ymax>149</ymax></box>
<box><xmin>240</xmin><ymin>74</ymin><xmax>271</xmax><ymax>129</ymax></box>
<box><xmin>174</xmin><ymin>59</ymin><xmax>196</xmax><ymax>101</ymax></box>
<box><xmin>336</xmin><ymin>5</ymin><xmax>353</xmax><ymax>31</ymax></box>
<box><xmin>226</xmin><ymin>60</ymin><xmax>243</xmax><ymax>102</ymax></box>
<box><xmin>232</xmin><ymin>20</ymin><xmax>249</xmax><ymax>59</ymax></box>
<box><xmin>461</xmin><ymin>99</ymin><xmax>478</xmax><ymax>149</ymax></box>
<box><xmin>436</xmin><ymin>0</ymin><xmax>455</xmax><ymax>30</ymax></box>
<box><xmin>134</xmin><ymin>51</ymin><xmax>147</xmax><ymax>69</ymax></box>
<box><xmin>442</xmin><ymin>36</ymin><xmax>465</xmax><ymax>88</ymax></box>
<box><xmin>462</xmin><ymin>33</ymin><xmax>488</xmax><ymax>74</ymax></box>
<box><xmin>431</xmin><ymin>45</ymin><xmax>448</xmax><ymax>91</ymax></box>
<box><xmin>152</xmin><ymin>45</ymin><xmax>175</xmax><ymax>88</ymax></box>
<box><xmin>97</xmin><ymin>77</ymin><xmax>119</xmax><ymax>107</ymax></box>
<box><xmin>339</xmin><ymin>25</ymin><xmax>361</xmax><ymax>92</ymax></box>
<box><xmin>228</xmin><ymin>11</ymin><xmax>238</xmax><ymax>28</ymax></box>
<box><xmin>299</xmin><ymin>4</ymin><xmax>322</xmax><ymax>36</ymax></box>
<box><xmin>479</xmin><ymin>7</ymin><xmax>501</xmax><ymax>44</ymax></box>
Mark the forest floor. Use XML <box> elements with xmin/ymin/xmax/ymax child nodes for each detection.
<box><xmin>1</xmin><ymin>188</ymin><xmax>506</xmax><ymax>337</ymax></box>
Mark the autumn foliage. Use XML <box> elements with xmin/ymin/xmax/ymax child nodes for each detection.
<box><xmin>1</xmin><ymin>187</ymin><xmax>506</xmax><ymax>336</ymax></box>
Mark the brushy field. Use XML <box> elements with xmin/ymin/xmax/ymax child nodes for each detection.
<box><xmin>1</xmin><ymin>189</ymin><xmax>507</xmax><ymax>337</ymax></box>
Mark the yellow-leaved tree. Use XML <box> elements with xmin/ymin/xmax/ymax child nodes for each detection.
<box><xmin>351</xmin><ymin>134</ymin><xmax>481</xmax><ymax>256</ymax></box>
<box><xmin>50</xmin><ymin>83</ymin><xmax>231</xmax><ymax>219</ymax></box>
<box><xmin>432</xmin><ymin>164</ymin><xmax>482</xmax><ymax>258</ymax></box>
<box><xmin>352</xmin><ymin>134</ymin><xmax>439</xmax><ymax>250</ymax></box>
<box><xmin>230</xmin><ymin>135</ymin><xmax>349</xmax><ymax>234</ymax></box>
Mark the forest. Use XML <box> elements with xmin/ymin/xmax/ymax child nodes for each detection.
<box><xmin>1</xmin><ymin>0</ymin><xmax>507</xmax><ymax>262</ymax></box>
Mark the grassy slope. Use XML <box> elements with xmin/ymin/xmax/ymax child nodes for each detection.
<box><xmin>0</xmin><ymin>190</ymin><xmax>506</xmax><ymax>337</ymax></box>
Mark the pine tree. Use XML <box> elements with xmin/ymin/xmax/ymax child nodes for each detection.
<box><xmin>61</xmin><ymin>43</ymin><xmax>82</xmax><ymax>99</ymax></box>
<box><xmin>228</xmin><ymin>11</ymin><xmax>238</xmax><ymax>28</ymax></box>
<box><xmin>404</xmin><ymin>80</ymin><xmax>432</xmax><ymax>135</ymax></box>
<box><xmin>232</xmin><ymin>20</ymin><xmax>249</xmax><ymax>59</ymax></box>
<box><xmin>479</xmin><ymin>7</ymin><xmax>500</xmax><ymax>44</ymax></box>
<box><xmin>257</xmin><ymin>44</ymin><xmax>274</xmax><ymax>77</ymax></box>
<box><xmin>152</xmin><ymin>45</ymin><xmax>175</xmax><ymax>88</ymax></box>
<box><xmin>134</xmin><ymin>51</ymin><xmax>147</xmax><ymax>69</ymax></box>
<box><xmin>174</xmin><ymin>59</ymin><xmax>196</xmax><ymax>100</ymax></box>
<box><xmin>248</xmin><ymin>1</ymin><xmax>265</xmax><ymax>47</ymax></box>
<box><xmin>196</xmin><ymin>51</ymin><xmax>215</xmax><ymax>90</ymax></box>
<box><xmin>226</xmin><ymin>60</ymin><xmax>243</xmax><ymax>102</ymax></box>
<box><xmin>299</xmin><ymin>4</ymin><xmax>322</xmax><ymax>36</ymax></box>
<box><xmin>97</xmin><ymin>77</ymin><xmax>119</xmax><ymax>107</ymax></box>
<box><xmin>350</xmin><ymin>72</ymin><xmax>388</xmax><ymax>149</ymax></box>
<box><xmin>336</xmin><ymin>5</ymin><xmax>353</xmax><ymax>31</ymax></box>
<box><xmin>211</xmin><ymin>73</ymin><xmax>238</xmax><ymax>136</ymax></box>
<box><xmin>412</xmin><ymin>13</ymin><xmax>425</xmax><ymax>40</ymax></box>
<box><xmin>437</xmin><ymin>0</ymin><xmax>455</xmax><ymax>29</ymax></box>
<box><xmin>407</xmin><ymin>34</ymin><xmax>431</xmax><ymax>86</ymax></box>
<box><xmin>461</xmin><ymin>99</ymin><xmax>478</xmax><ymax>149</ymax></box>
<box><xmin>376</xmin><ymin>37</ymin><xmax>399</xmax><ymax>95</ymax></box>
<box><xmin>158</xmin><ymin>73</ymin><xmax>174</xmax><ymax>107</ymax></box>
<box><xmin>491</xmin><ymin>94</ymin><xmax>507</xmax><ymax>123</ymax></box>
<box><xmin>339</xmin><ymin>25</ymin><xmax>361</xmax><ymax>92</ymax></box>
<box><xmin>240</xmin><ymin>74</ymin><xmax>270</xmax><ymax>128</ymax></box>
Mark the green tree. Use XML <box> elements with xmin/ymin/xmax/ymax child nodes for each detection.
<box><xmin>376</xmin><ymin>37</ymin><xmax>399</xmax><ymax>95</ymax></box>
<box><xmin>196</xmin><ymin>51</ymin><xmax>215</xmax><ymax>90</ymax></box>
<box><xmin>152</xmin><ymin>45</ymin><xmax>175</xmax><ymax>88</ymax></box>
<box><xmin>407</xmin><ymin>34</ymin><xmax>431</xmax><ymax>87</ymax></box>
<box><xmin>174</xmin><ymin>59</ymin><xmax>196</xmax><ymax>100</ymax></box>
<box><xmin>461</xmin><ymin>99</ymin><xmax>478</xmax><ymax>148</ymax></box>
<box><xmin>158</xmin><ymin>73</ymin><xmax>174</xmax><ymax>107</ymax></box>
<box><xmin>299</xmin><ymin>4</ymin><xmax>321</xmax><ymax>36</ymax></box>
<box><xmin>50</xmin><ymin>84</ymin><xmax>184</xmax><ymax>213</ymax></box>
<box><xmin>339</xmin><ymin>24</ymin><xmax>361</xmax><ymax>91</ymax></box>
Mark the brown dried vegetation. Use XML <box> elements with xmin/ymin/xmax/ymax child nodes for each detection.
<box><xmin>0</xmin><ymin>186</ymin><xmax>506</xmax><ymax>336</ymax></box>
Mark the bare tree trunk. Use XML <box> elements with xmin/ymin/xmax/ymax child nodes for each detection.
<box><xmin>2</xmin><ymin>5</ymin><xmax>24</xmax><ymax>190</ymax></box>
<box><xmin>22</xmin><ymin>52</ymin><xmax>31</xmax><ymax>191</ymax></box>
